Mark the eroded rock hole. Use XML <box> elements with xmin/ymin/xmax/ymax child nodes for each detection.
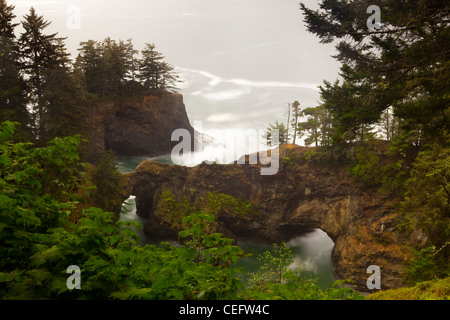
<box><xmin>237</xmin><ymin>229</ymin><xmax>337</xmax><ymax>290</ymax></box>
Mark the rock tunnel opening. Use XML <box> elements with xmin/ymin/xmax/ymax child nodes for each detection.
<box><xmin>274</xmin><ymin>222</ymin><xmax>339</xmax><ymax>288</ymax></box>
<box><xmin>286</xmin><ymin>228</ymin><xmax>337</xmax><ymax>289</ymax></box>
<box><xmin>121</xmin><ymin>193</ymin><xmax>339</xmax><ymax>289</ymax></box>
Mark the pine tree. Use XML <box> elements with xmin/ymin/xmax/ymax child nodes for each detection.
<box><xmin>43</xmin><ymin>40</ymin><xmax>87</xmax><ymax>140</ymax></box>
<box><xmin>290</xmin><ymin>101</ymin><xmax>302</xmax><ymax>145</ymax></box>
<box><xmin>298</xmin><ymin>105</ymin><xmax>332</xmax><ymax>147</ymax></box>
<box><xmin>0</xmin><ymin>0</ymin><xmax>32</xmax><ymax>140</ymax></box>
<box><xmin>76</xmin><ymin>38</ymin><xmax>145</xmax><ymax>98</ymax></box>
<box><xmin>159</xmin><ymin>60</ymin><xmax>180</xmax><ymax>93</ymax></box>
<box><xmin>299</xmin><ymin>107</ymin><xmax>320</xmax><ymax>147</ymax></box>
<box><xmin>18</xmin><ymin>7</ymin><xmax>66</xmax><ymax>142</ymax></box>
<box><xmin>139</xmin><ymin>43</ymin><xmax>164</xmax><ymax>90</ymax></box>
<box><xmin>139</xmin><ymin>43</ymin><xmax>179</xmax><ymax>93</ymax></box>
<box><xmin>101</xmin><ymin>37</ymin><xmax>130</xmax><ymax>96</ymax></box>
<box><xmin>0</xmin><ymin>0</ymin><xmax>16</xmax><ymax>39</ymax></box>
<box><xmin>75</xmin><ymin>40</ymin><xmax>105</xmax><ymax>96</ymax></box>
<box><xmin>263</xmin><ymin>121</ymin><xmax>289</xmax><ymax>147</ymax></box>
<box><xmin>123</xmin><ymin>38</ymin><xmax>139</xmax><ymax>97</ymax></box>
<box><xmin>91</xmin><ymin>149</ymin><xmax>124</xmax><ymax>216</ymax></box>
<box><xmin>300</xmin><ymin>0</ymin><xmax>450</xmax><ymax>145</ymax></box>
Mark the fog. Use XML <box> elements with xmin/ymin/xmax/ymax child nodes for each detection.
<box><xmin>12</xmin><ymin>0</ymin><xmax>340</xmax><ymax>149</ymax></box>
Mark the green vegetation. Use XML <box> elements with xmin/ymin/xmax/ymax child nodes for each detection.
<box><xmin>248</xmin><ymin>242</ymin><xmax>294</xmax><ymax>286</ymax></box>
<box><xmin>0</xmin><ymin>0</ymin><xmax>182</xmax><ymax>217</ymax></box>
<box><xmin>0</xmin><ymin>122</ymin><xmax>362</xmax><ymax>299</ymax></box>
<box><xmin>0</xmin><ymin>1</ymin><xmax>32</xmax><ymax>142</ymax></box>
<box><xmin>76</xmin><ymin>39</ymin><xmax>179</xmax><ymax>99</ymax></box>
<box><xmin>90</xmin><ymin>149</ymin><xmax>125</xmax><ymax>217</ymax></box>
<box><xmin>0</xmin><ymin>1</ymin><xmax>180</xmax><ymax>147</ymax></box>
<box><xmin>299</xmin><ymin>0</ymin><xmax>449</xmax><ymax>157</ymax></box>
<box><xmin>298</xmin><ymin>105</ymin><xmax>332</xmax><ymax>148</ymax></box>
<box><xmin>260</xmin><ymin>0</ymin><xmax>450</xmax><ymax>294</ymax></box>
<box><xmin>262</xmin><ymin>121</ymin><xmax>290</xmax><ymax>146</ymax></box>
<box><xmin>138</xmin><ymin>43</ymin><xmax>180</xmax><ymax>93</ymax></box>
<box><xmin>349</xmin><ymin>138</ymin><xmax>384</xmax><ymax>187</ymax></box>
<box><xmin>243</xmin><ymin>243</ymin><xmax>363</xmax><ymax>300</ymax></box>
<box><xmin>201</xmin><ymin>191</ymin><xmax>260</xmax><ymax>217</ymax></box>
<box><xmin>17</xmin><ymin>7</ymin><xmax>88</xmax><ymax>144</ymax></box>
<box><xmin>290</xmin><ymin>101</ymin><xmax>302</xmax><ymax>145</ymax></box>
<box><xmin>366</xmin><ymin>277</ymin><xmax>450</xmax><ymax>300</ymax></box>
<box><xmin>157</xmin><ymin>190</ymin><xmax>260</xmax><ymax>230</ymax></box>
<box><xmin>1</xmin><ymin>0</ymin><xmax>448</xmax><ymax>300</ymax></box>
<box><xmin>297</xmin><ymin>0</ymin><xmax>449</xmax><ymax>289</ymax></box>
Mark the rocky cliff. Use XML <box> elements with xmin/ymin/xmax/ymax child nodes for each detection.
<box><xmin>125</xmin><ymin>144</ymin><xmax>411</xmax><ymax>291</ymax></box>
<box><xmin>86</xmin><ymin>93</ymin><xmax>196</xmax><ymax>161</ymax></box>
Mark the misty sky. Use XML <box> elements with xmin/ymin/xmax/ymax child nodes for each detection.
<box><xmin>11</xmin><ymin>0</ymin><xmax>340</xmax><ymax>146</ymax></box>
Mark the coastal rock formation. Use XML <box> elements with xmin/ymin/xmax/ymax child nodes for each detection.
<box><xmin>125</xmin><ymin>145</ymin><xmax>410</xmax><ymax>291</ymax></box>
<box><xmin>87</xmin><ymin>93</ymin><xmax>196</xmax><ymax>161</ymax></box>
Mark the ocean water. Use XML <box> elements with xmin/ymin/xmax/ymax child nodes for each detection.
<box><xmin>118</xmin><ymin>156</ymin><xmax>336</xmax><ymax>290</ymax></box>
<box><xmin>236</xmin><ymin>230</ymin><xmax>336</xmax><ymax>291</ymax></box>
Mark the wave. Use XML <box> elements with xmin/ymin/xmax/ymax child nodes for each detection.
<box><xmin>177</xmin><ymin>66</ymin><xmax>320</xmax><ymax>91</ymax></box>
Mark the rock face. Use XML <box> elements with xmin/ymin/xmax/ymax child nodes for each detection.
<box><xmin>125</xmin><ymin>144</ymin><xmax>410</xmax><ymax>291</ymax></box>
<box><xmin>87</xmin><ymin>93</ymin><xmax>195</xmax><ymax>160</ymax></box>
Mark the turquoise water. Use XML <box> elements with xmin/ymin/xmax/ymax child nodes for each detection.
<box><xmin>236</xmin><ymin>231</ymin><xmax>336</xmax><ymax>290</ymax></box>
<box><xmin>120</xmin><ymin>196</ymin><xmax>150</xmax><ymax>246</ymax></box>
<box><xmin>118</xmin><ymin>156</ymin><xmax>337</xmax><ymax>290</ymax></box>
<box><xmin>116</xmin><ymin>154</ymin><xmax>174</xmax><ymax>173</ymax></box>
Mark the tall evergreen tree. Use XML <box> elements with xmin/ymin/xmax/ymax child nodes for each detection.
<box><xmin>0</xmin><ymin>0</ymin><xmax>16</xmax><ymax>39</ymax></box>
<box><xmin>101</xmin><ymin>37</ymin><xmax>129</xmax><ymax>96</ymax></box>
<box><xmin>76</xmin><ymin>39</ymin><xmax>179</xmax><ymax>98</ymax></box>
<box><xmin>298</xmin><ymin>105</ymin><xmax>332</xmax><ymax>147</ymax></box>
<box><xmin>301</xmin><ymin>2</ymin><xmax>449</xmax><ymax>282</ymax></box>
<box><xmin>123</xmin><ymin>38</ymin><xmax>139</xmax><ymax>97</ymax></box>
<box><xmin>91</xmin><ymin>149</ymin><xmax>124</xmax><ymax>216</ymax></box>
<box><xmin>75</xmin><ymin>40</ymin><xmax>105</xmax><ymax>96</ymax></box>
<box><xmin>300</xmin><ymin>0</ymin><xmax>450</xmax><ymax>146</ymax></box>
<box><xmin>290</xmin><ymin>101</ymin><xmax>302</xmax><ymax>145</ymax></box>
<box><xmin>139</xmin><ymin>43</ymin><xmax>179</xmax><ymax>92</ymax></box>
<box><xmin>18</xmin><ymin>7</ymin><xmax>66</xmax><ymax>142</ymax></box>
<box><xmin>263</xmin><ymin>121</ymin><xmax>289</xmax><ymax>147</ymax></box>
<box><xmin>76</xmin><ymin>38</ymin><xmax>145</xmax><ymax>98</ymax></box>
<box><xmin>0</xmin><ymin>0</ymin><xmax>32</xmax><ymax>140</ymax></box>
<box><xmin>43</xmin><ymin>39</ymin><xmax>87</xmax><ymax>139</ymax></box>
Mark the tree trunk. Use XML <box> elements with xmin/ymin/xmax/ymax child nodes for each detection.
<box><xmin>293</xmin><ymin>117</ymin><xmax>298</xmax><ymax>145</ymax></box>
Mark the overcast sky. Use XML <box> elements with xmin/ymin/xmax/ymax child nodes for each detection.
<box><xmin>11</xmin><ymin>0</ymin><xmax>340</xmax><ymax>149</ymax></box>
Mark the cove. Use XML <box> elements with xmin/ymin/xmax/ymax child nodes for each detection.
<box><xmin>235</xmin><ymin>230</ymin><xmax>336</xmax><ymax>291</ymax></box>
<box><xmin>118</xmin><ymin>155</ymin><xmax>337</xmax><ymax>290</ymax></box>
<box><xmin>121</xmin><ymin>197</ymin><xmax>337</xmax><ymax>290</ymax></box>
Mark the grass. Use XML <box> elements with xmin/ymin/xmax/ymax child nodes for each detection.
<box><xmin>366</xmin><ymin>277</ymin><xmax>450</xmax><ymax>300</ymax></box>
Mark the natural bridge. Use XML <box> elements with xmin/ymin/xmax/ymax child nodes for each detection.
<box><xmin>124</xmin><ymin>145</ymin><xmax>409</xmax><ymax>291</ymax></box>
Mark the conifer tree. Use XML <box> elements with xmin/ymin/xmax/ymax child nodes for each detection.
<box><xmin>76</xmin><ymin>38</ymin><xmax>144</xmax><ymax>98</ymax></box>
<box><xmin>0</xmin><ymin>0</ymin><xmax>32</xmax><ymax>140</ymax></box>
<box><xmin>300</xmin><ymin>0</ymin><xmax>450</xmax><ymax>146</ymax></box>
<box><xmin>290</xmin><ymin>101</ymin><xmax>303</xmax><ymax>145</ymax></box>
<box><xmin>18</xmin><ymin>7</ymin><xmax>66</xmax><ymax>142</ymax></box>
<box><xmin>91</xmin><ymin>149</ymin><xmax>125</xmax><ymax>216</ymax></box>
<box><xmin>43</xmin><ymin>40</ymin><xmax>87</xmax><ymax>140</ymax></box>
<box><xmin>124</xmin><ymin>38</ymin><xmax>139</xmax><ymax>97</ymax></box>
<box><xmin>101</xmin><ymin>37</ymin><xmax>130</xmax><ymax>96</ymax></box>
<box><xmin>0</xmin><ymin>0</ymin><xmax>16</xmax><ymax>39</ymax></box>
<box><xmin>263</xmin><ymin>121</ymin><xmax>289</xmax><ymax>147</ymax></box>
<box><xmin>75</xmin><ymin>40</ymin><xmax>104</xmax><ymax>96</ymax></box>
<box><xmin>139</xmin><ymin>43</ymin><xmax>179</xmax><ymax>92</ymax></box>
<box><xmin>298</xmin><ymin>105</ymin><xmax>332</xmax><ymax>147</ymax></box>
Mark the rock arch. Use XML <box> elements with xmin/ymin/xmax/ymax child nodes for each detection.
<box><xmin>125</xmin><ymin>147</ymin><xmax>409</xmax><ymax>291</ymax></box>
